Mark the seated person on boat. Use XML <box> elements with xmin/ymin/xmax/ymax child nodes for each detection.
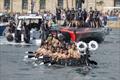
<box><xmin>33</xmin><ymin>34</ymin><xmax>81</xmax><ymax>62</ymax></box>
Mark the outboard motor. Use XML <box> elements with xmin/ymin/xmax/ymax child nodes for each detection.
<box><xmin>77</xmin><ymin>41</ymin><xmax>98</xmax><ymax>66</ymax></box>
<box><xmin>24</xmin><ymin>33</ymin><xmax>30</xmax><ymax>43</ymax></box>
<box><xmin>15</xmin><ymin>29</ymin><xmax>21</xmax><ymax>43</ymax></box>
<box><xmin>24</xmin><ymin>25</ymin><xmax>30</xmax><ymax>43</ymax></box>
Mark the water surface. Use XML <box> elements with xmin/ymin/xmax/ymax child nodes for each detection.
<box><xmin>0</xmin><ymin>29</ymin><xmax>120</xmax><ymax>80</ymax></box>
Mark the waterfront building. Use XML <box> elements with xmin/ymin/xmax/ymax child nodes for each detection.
<box><xmin>83</xmin><ymin>0</ymin><xmax>120</xmax><ymax>11</ymax></box>
<box><xmin>0</xmin><ymin>0</ymin><xmax>119</xmax><ymax>13</ymax></box>
<box><xmin>0</xmin><ymin>0</ymin><xmax>84</xmax><ymax>13</ymax></box>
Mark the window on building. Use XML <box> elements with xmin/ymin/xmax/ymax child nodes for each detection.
<box><xmin>58</xmin><ymin>0</ymin><xmax>63</xmax><ymax>8</ymax></box>
<box><xmin>115</xmin><ymin>0</ymin><xmax>120</xmax><ymax>7</ymax></box>
<box><xmin>4</xmin><ymin>0</ymin><xmax>10</xmax><ymax>9</ymax></box>
<box><xmin>76</xmin><ymin>0</ymin><xmax>82</xmax><ymax>9</ymax></box>
<box><xmin>22</xmin><ymin>0</ymin><xmax>28</xmax><ymax>9</ymax></box>
<box><xmin>40</xmin><ymin>0</ymin><xmax>46</xmax><ymax>9</ymax></box>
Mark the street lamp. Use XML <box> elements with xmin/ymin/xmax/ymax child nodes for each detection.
<box><xmin>31</xmin><ymin>0</ymin><xmax>34</xmax><ymax>13</ymax></box>
<box><xmin>66</xmin><ymin>0</ymin><xmax>69</xmax><ymax>9</ymax></box>
<box><xmin>11</xmin><ymin>0</ymin><xmax>13</xmax><ymax>13</ymax></box>
<box><xmin>95</xmin><ymin>0</ymin><xmax>97</xmax><ymax>9</ymax></box>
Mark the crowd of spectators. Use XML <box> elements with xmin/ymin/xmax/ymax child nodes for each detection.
<box><xmin>1</xmin><ymin>7</ymin><xmax>114</xmax><ymax>29</ymax></box>
<box><xmin>41</xmin><ymin>7</ymin><xmax>108</xmax><ymax>28</ymax></box>
<box><xmin>106</xmin><ymin>9</ymin><xmax>120</xmax><ymax>17</ymax></box>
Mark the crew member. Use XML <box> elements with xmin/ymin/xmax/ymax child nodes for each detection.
<box><xmin>68</xmin><ymin>43</ymin><xmax>81</xmax><ymax>59</ymax></box>
<box><xmin>56</xmin><ymin>48</ymin><xmax>67</xmax><ymax>61</ymax></box>
<box><xmin>35</xmin><ymin>43</ymin><xmax>47</xmax><ymax>57</ymax></box>
<box><xmin>51</xmin><ymin>47</ymin><xmax>60</xmax><ymax>61</ymax></box>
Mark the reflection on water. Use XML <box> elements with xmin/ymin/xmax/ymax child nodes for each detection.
<box><xmin>0</xmin><ymin>29</ymin><xmax>120</xmax><ymax>80</ymax></box>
